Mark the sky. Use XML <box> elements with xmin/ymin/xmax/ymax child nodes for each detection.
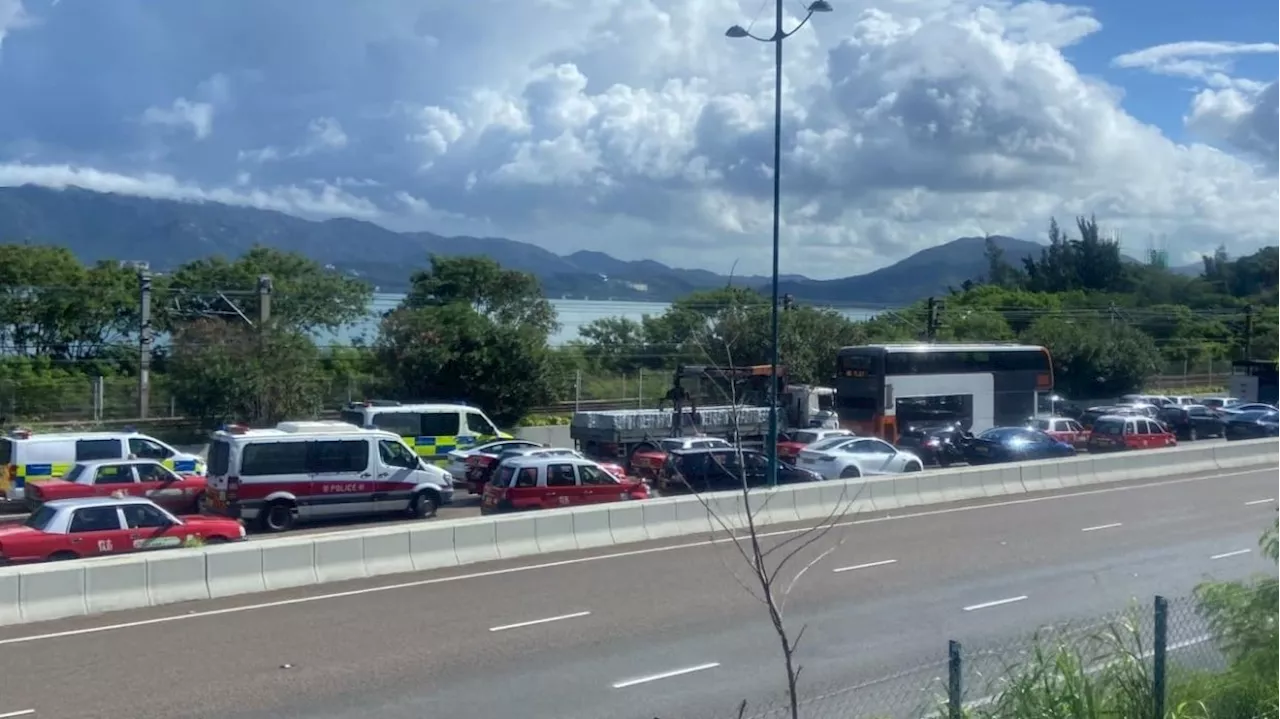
<box><xmin>0</xmin><ymin>0</ymin><xmax>1275</xmax><ymax>280</ymax></box>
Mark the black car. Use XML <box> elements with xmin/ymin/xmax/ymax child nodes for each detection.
<box><xmin>963</xmin><ymin>427</ymin><xmax>1077</xmax><ymax>464</ymax></box>
<box><xmin>895</xmin><ymin>422</ymin><xmax>967</xmax><ymax>467</ymax></box>
<box><xmin>1156</xmin><ymin>405</ymin><xmax>1225</xmax><ymax>441</ymax></box>
<box><xmin>657</xmin><ymin>448</ymin><xmax>821</xmax><ymax>494</ymax></box>
<box><xmin>1222</xmin><ymin>410</ymin><xmax>1280</xmax><ymax>441</ymax></box>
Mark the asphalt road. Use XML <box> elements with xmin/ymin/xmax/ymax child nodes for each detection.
<box><xmin>0</xmin><ymin>462</ymin><xmax>1274</xmax><ymax>719</ymax></box>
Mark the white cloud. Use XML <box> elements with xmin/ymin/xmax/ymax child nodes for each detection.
<box><xmin>142</xmin><ymin>98</ymin><xmax>216</xmax><ymax>140</ymax></box>
<box><xmin>0</xmin><ymin>162</ymin><xmax>380</xmax><ymax>219</ymax></box>
<box><xmin>1113</xmin><ymin>40</ymin><xmax>1278</xmax><ymax>168</ymax></box>
<box><xmin>0</xmin><ymin>0</ymin><xmax>1275</xmax><ymax>279</ymax></box>
<box><xmin>0</xmin><ymin>0</ymin><xmax>32</xmax><ymax>50</ymax></box>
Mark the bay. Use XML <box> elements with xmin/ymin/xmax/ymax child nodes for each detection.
<box><xmin>322</xmin><ymin>294</ymin><xmax>886</xmax><ymax>347</ymax></box>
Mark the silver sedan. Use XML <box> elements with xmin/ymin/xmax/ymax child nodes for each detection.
<box><xmin>796</xmin><ymin>437</ymin><xmax>925</xmax><ymax>479</ymax></box>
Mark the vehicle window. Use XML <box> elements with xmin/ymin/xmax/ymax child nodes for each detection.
<box><xmin>466</xmin><ymin>412</ymin><xmax>499</xmax><ymax>436</ymax></box>
<box><xmin>0</xmin><ymin>439</ymin><xmax>11</xmax><ymax>465</ymax></box>
<box><xmin>579</xmin><ymin>465</ymin><xmax>615</xmax><ymax>485</ymax></box>
<box><xmin>339</xmin><ymin>410</ymin><xmax>366</xmax><ymax>428</ymax></box>
<box><xmin>76</xmin><ymin>439</ymin><xmax>122</xmax><ymax>461</ymax></box>
<box><xmin>546</xmin><ymin>463</ymin><xmax>576</xmax><ymax>487</ymax></box>
<box><xmin>515</xmin><ymin>467</ymin><xmax>538</xmax><ymax>488</ymax></box>
<box><xmin>1068</xmin><ymin>421</ymin><xmax>1084</xmax><ymax>432</ymax></box>
<box><xmin>128</xmin><ymin>437</ymin><xmax>172</xmax><ymax>460</ymax></box>
<box><xmin>94</xmin><ymin>465</ymin><xmax>135</xmax><ymax>485</ymax></box>
<box><xmin>241</xmin><ymin>442</ymin><xmax>309</xmax><ymax>476</ymax></box>
<box><xmin>378</xmin><ymin>440</ymin><xmax>420</xmax><ymax>469</ymax></box>
<box><xmin>743</xmin><ymin>453</ymin><xmax>768</xmax><ymax>470</ymax></box>
<box><xmin>208</xmin><ymin>440</ymin><xmax>231</xmax><ymax>476</ymax></box>
<box><xmin>64</xmin><ymin>464</ymin><xmax>86</xmax><ymax>484</ymax></box>
<box><xmin>491</xmin><ymin>465</ymin><xmax>517</xmax><ymax>489</ymax></box>
<box><xmin>794</xmin><ymin>431</ymin><xmax>821</xmax><ymax>444</ymax></box>
<box><xmin>1030</xmin><ymin>419</ymin><xmax>1050</xmax><ymax>430</ymax></box>
<box><xmin>309</xmin><ymin>440</ymin><xmax>369</xmax><ymax>474</ymax></box>
<box><xmin>122</xmin><ymin>503</ymin><xmax>171</xmax><ymax>529</ymax></box>
<box><xmin>1093</xmin><ymin>419</ymin><xmax>1122</xmax><ymax>435</ymax></box>
<box><xmin>369</xmin><ymin>412</ymin><xmax>422</xmax><ymax>437</ymax></box>
<box><xmin>69</xmin><ymin>506</ymin><xmax>122</xmax><ymax>533</ymax></box>
<box><xmin>810</xmin><ymin>436</ymin><xmax>856</xmax><ymax>451</ymax></box>
<box><xmin>136</xmin><ymin>463</ymin><xmax>179</xmax><ymax>482</ymax></box>
<box><xmin>420</xmin><ymin>412</ymin><xmax>461</xmax><ymax>437</ymax></box>
<box><xmin>24</xmin><ymin>504</ymin><xmax>57</xmax><ymax>530</ymax></box>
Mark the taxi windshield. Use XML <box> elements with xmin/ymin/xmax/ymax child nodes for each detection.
<box><xmin>64</xmin><ymin>464</ymin><xmax>86</xmax><ymax>483</ymax></box>
<box><xmin>25</xmin><ymin>505</ymin><xmax>57</xmax><ymax>531</ymax></box>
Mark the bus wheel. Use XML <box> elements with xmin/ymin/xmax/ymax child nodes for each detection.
<box><xmin>839</xmin><ymin>466</ymin><xmax>861</xmax><ymax>479</ymax></box>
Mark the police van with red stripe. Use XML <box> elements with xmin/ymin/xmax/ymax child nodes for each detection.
<box><xmin>204</xmin><ymin>421</ymin><xmax>453</xmax><ymax>532</ymax></box>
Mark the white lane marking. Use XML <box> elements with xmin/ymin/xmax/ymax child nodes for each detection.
<box><xmin>1081</xmin><ymin>523</ymin><xmax>1123</xmax><ymax>532</ymax></box>
<box><xmin>611</xmin><ymin>662</ymin><xmax>721</xmax><ymax>689</ymax></box>
<box><xmin>1210</xmin><ymin>549</ymin><xmax>1252</xmax><ymax>560</ymax></box>
<box><xmin>1244</xmin><ymin>498</ymin><xmax>1274</xmax><ymax>506</ymax></box>
<box><xmin>0</xmin><ymin>466</ymin><xmax>1269</xmax><ymax>648</ymax></box>
<box><xmin>963</xmin><ymin>595</ymin><xmax>1028</xmax><ymax>612</ymax></box>
<box><xmin>0</xmin><ymin>710</ymin><xmax>36</xmax><ymax>718</ymax></box>
<box><xmin>488</xmin><ymin>611</ymin><xmax>590</xmax><ymax>633</ymax></box>
<box><xmin>832</xmin><ymin>559</ymin><xmax>898</xmax><ymax>573</ymax></box>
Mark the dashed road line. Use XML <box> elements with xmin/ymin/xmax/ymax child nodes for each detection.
<box><xmin>611</xmin><ymin>662</ymin><xmax>721</xmax><ymax>689</ymax></box>
<box><xmin>0</xmin><ymin>709</ymin><xmax>36</xmax><ymax>718</ymax></box>
<box><xmin>1081</xmin><ymin>523</ymin><xmax>1123</xmax><ymax>532</ymax></box>
<box><xmin>1210</xmin><ymin>549</ymin><xmax>1252</xmax><ymax>560</ymax></box>
<box><xmin>1244</xmin><ymin>498</ymin><xmax>1274</xmax><ymax>506</ymax></box>
<box><xmin>832</xmin><ymin>559</ymin><xmax>898</xmax><ymax>573</ymax></box>
<box><xmin>489</xmin><ymin>611</ymin><xmax>591</xmax><ymax>633</ymax></box>
<box><xmin>963</xmin><ymin>595</ymin><xmax>1028</xmax><ymax>612</ymax></box>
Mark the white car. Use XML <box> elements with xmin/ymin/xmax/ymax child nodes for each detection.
<box><xmin>444</xmin><ymin>439</ymin><xmax>544</xmax><ymax>483</ymax></box>
<box><xmin>796</xmin><ymin>436</ymin><xmax>924</xmax><ymax>480</ymax></box>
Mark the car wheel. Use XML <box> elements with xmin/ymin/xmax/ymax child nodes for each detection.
<box><xmin>193</xmin><ymin>491</ymin><xmax>209</xmax><ymax>514</ymax></box>
<box><xmin>259</xmin><ymin>501</ymin><xmax>296</xmax><ymax>533</ymax></box>
<box><xmin>839</xmin><ymin>466</ymin><xmax>861</xmax><ymax>479</ymax></box>
<box><xmin>410</xmin><ymin>490</ymin><xmax>439</xmax><ymax>519</ymax></box>
<box><xmin>205</xmin><ymin>537</ymin><xmax>229</xmax><ymax>546</ymax></box>
<box><xmin>48</xmin><ymin>551</ymin><xmax>79</xmax><ymax>562</ymax></box>
<box><xmin>904</xmin><ymin>462</ymin><xmax>922</xmax><ymax>472</ymax></box>
<box><xmin>1188</xmin><ymin>426</ymin><xmax>1198</xmax><ymax>441</ymax></box>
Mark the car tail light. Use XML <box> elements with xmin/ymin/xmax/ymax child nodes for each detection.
<box><xmin>226</xmin><ymin>476</ymin><xmax>241</xmax><ymax>502</ymax></box>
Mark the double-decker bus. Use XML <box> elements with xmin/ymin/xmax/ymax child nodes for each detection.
<box><xmin>1228</xmin><ymin>359</ymin><xmax>1279</xmax><ymax>405</ymax></box>
<box><xmin>834</xmin><ymin>343</ymin><xmax>1054</xmax><ymax>441</ymax></box>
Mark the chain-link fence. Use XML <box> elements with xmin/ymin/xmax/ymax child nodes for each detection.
<box><xmin>669</xmin><ymin>594</ymin><xmax>1275</xmax><ymax>719</ymax></box>
<box><xmin>0</xmin><ymin>376</ymin><xmax>180</xmax><ymax>422</ymax></box>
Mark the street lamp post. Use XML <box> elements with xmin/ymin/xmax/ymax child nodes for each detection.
<box><xmin>726</xmin><ymin>0</ymin><xmax>832</xmax><ymax>486</ymax></box>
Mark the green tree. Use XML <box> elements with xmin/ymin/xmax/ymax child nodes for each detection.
<box><xmin>166</xmin><ymin>319</ymin><xmax>327</xmax><ymax>427</ymax></box>
<box><xmin>1021</xmin><ymin>316</ymin><xmax>1162</xmax><ymax>398</ymax></box>
<box><xmin>159</xmin><ymin>246</ymin><xmax>372</xmax><ymax>333</ymax></box>
<box><xmin>374</xmin><ymin>256</ymin><xmax>559</xmax><ymax>425</ymax></box>
<box><xmin>1023</xmin><ymin>216</ymin><xmax>1129</xmax><ymax>294</ymax></box>
<box><xmin>576</xmin><ymin>316</ymin><xmax>656</xmax><ymax>373</ymax></box>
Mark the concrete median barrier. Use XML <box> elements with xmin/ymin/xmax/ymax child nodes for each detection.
<box><xmin>205</xmin><ymin>544</ymin><xmax>266</xmax><ymax>599</ymax></box>
<box><xmin>362</xmin><ymin>528</ymin><xmax>414</xmax><ymax>577</ymax></box>
<box><xmin>313</xmin><ymin>534</ymin><xmax>367</xmax><ymax>583</ymax></box>
<box><xmin>407</xmin><ymin>524</ymin><xmax>459</xmax><ymax>571</ymax></box>
<box><xmin>85</xmin><ymin>556</ymin><xmax>150</xmax><ymax>615</ymax></box>
<box><xmin>261</xmin><ymin>539</ymin><xmax>318</xmax><ymax>590</ymax></box>
<box><xmin>19</xmin><ymin>563</ymin><xmax>87</xmax><ymax>622</ymax></box>
<box><xmin>534</xmin><ymin>511</ymin><xmax>578</xmax><ymax>554</ymax></box>
<box><xmin>453</xmin><ymin>518</ymin><xmax>501</xmax><ymax>564</ymax></box>
<box><xmin>145</xmin><ymin>551</ymin><xmax>209</xmax><ymax>605</ymax></box>
<box><xmin>0</xmin><ymin>438</ymin><xmax>1274</xmax><ymax>629</ymax></box>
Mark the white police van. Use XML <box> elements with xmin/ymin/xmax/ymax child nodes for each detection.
<box><xmin>204</xmin><ymin>421</ymin><xmax>454</xmax><ymax>532</ymax></box>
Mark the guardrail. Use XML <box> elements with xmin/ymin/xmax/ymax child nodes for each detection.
<box><xmin>0</xmin><ymin>438</ymin><xmax>1274</xmax><ymax>627</ymax></box>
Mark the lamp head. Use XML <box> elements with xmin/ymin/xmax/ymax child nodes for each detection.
<box><xmin>807</xmin><ymin>0</ymin><xmax>833</xmax><ymax>12</ymax></box>
<box><xmin>725</xmin><ymin>24</ymin><xmax>750</xmax><ymax>38</ymax></box>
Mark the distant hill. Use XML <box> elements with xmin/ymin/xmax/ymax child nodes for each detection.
<box><xmin>774</xmin><ymin>236</ymin><xmax>1046</xmax><ymax>304</ymax></box>
<box><xmin>0</xmin><ymin>184</ymin><xmax>1205</xmax><ymax>306</ymax></box>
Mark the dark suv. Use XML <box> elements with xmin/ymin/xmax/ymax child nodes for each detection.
<box><xmin>1156</xmin><ymin>405</ymin><xmax>1225</xmax><ymax>441</ymax></box>
<box><xmin>657</xmin><ymin>448</ymin><xmax>822</xmax><ymax>494</ymax></box>
<box><xmin>895</xmin><ymin>422</ymin><xmax>966</xmax><ymax>467</ymax></box>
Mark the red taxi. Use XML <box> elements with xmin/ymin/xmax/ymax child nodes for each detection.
<box><xmin>776</xmin><ymin>428</ymin><xmax>855</xmax><ymax>462</ymax></box>
<box><xmin>25</xmin><ymin>459</ymin><xmax>208</xmax><ymax>514</ymax></box>
<box><xmin>0</xmin><ymin>497</ymin><xmax>245</xmax><ymax>564</ymax></box>
<box><xmin>481</xmin><ymin>456</ymin><xmax>648</xmax><ymax>514</ymax></box>
<box><xmin>629</xmin><ymin>437</ymin><xmax>733</xmax><ymax>479</ymax></box>
<box><xmin>1026</xmin><ymin>417</ymin><xmax>1088</xmax><ymax>447</ymax></box>
<box><xmin>1085</xmin><ymin>415</ymin><xmax>1177</xmax><ymax>453</ymax></box>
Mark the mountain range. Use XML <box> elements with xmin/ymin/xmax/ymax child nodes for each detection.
<box><xmin>0</xmin><ymin>185</ymin><xmax>1201</xmax><ymax>305</ymax></box>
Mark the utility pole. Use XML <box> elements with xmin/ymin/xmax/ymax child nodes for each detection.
<box><xmin>1244</xmin><ymin>304</ymin><xmax>1255</xmax><ymax>360</ymax></box>
<box><xmin>926</xmin><ymin>297</ymin><xmax>940</xmax><ymax>342</ymax></box>
<box><xmin>138</xmin><ymin>270</ymin><xmax>153</xmax><ymax>419</ymax></box>
<box><xmin>257</xmin><ymin>275</ymin><xmax>273</xmax><ymax>327</ymax></box>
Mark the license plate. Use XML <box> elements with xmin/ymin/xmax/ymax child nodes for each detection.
<box><xmin>974</xmin><ymin>446</ymin><xmax>987</xmax><ymax>454</ymax></box>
